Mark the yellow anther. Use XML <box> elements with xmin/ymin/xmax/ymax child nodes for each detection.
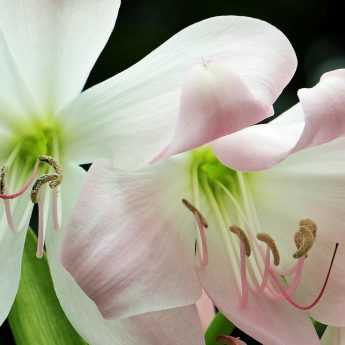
<box><xmin>257</xmin><ymin>233</ymin><xmax>280</xmax><ymax>266</ymax></box>
<box><xmin>230</xmin><ymin>225</ymin><xmax>251</xmax><ymax>257</ymax></box>
<box><xmin>293</xmin><ymin>219</ymin><xmax>317</xmax><ymax>259</ymax></box>
<box><xmin>0</xmin><ymin>166</ymin><xmax>7</xmax><ymax>194</ymax></box>
<box><xmin>31</xmin><ymin>173</ymin><xmax>60</xmax><ymax>203</ymax></box>
<box><xmin>39</xmin><ymin>155</ymin><xmax>63</xmax><ymax>175</ymax></box>
<box><xmin>182</xmin><ymin>199</ymin><xmax>208</xmax><ymax>228</ymax></box>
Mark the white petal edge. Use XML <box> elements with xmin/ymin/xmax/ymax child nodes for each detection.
<box><xmin>0</xmin><ymin>0</ymin><xmax>120</xmax><ymax>113</ymax></box>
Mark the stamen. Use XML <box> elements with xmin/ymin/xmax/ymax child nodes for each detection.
<box><xmin>51</xmin><ymin>189</ymin><xmax>61</xmax><ymax>231</ymax></box>
<box><xmin>182</xmin><ymin>199</ymin><xmax>208</xmax><ymax>266</ymax></box>
<box><xmin>39</xmin><ymin>155</ymin><xmax>63</xmax><ymax>177</ymax></box>
<box><xmin>0</xmin><ymin>166</ymin><xmax>7</xmax><ymax>194</ymax></box>
<box><xmin>31</xmin><ymin>173</ymin><xmax>59</xmax><ymax>204</ymax></box>
<box><xmin>257</xmin><ymin>233</ymin><xmax>280</xmax><ymax>266</ymax></box>
<box><xmin>270</xmin><ymin>243</ymin><xmax>339</xmax><ymax>310</ymax></box>
<box><xmin>229</xmin><ymin>226</ymin><xmax>251</xmax><ymax>257</ymax></box>
<box><xmin>0</xmin><ymin>161</ymin><xmax>39</xmax><ymax>199</ymax></box>
<box><xmin>36</xmin><ymin>190</ymin><xmax>47</xmax><ymax>258</ymax></box>
<box><xmin>293</xmin><ymin>220</ymin><xmax>317</xmax><ymax>258</ymax></box>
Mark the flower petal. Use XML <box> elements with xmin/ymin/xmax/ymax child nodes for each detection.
<box><xmin>0</xmin><ymin>0</ymin><xmax>120</xmax><ymax>112</ymax></box>
<box><xmin>45</xmin><ymin>164</ymin><xmax>204</xmax><ymax>345</ymax></box>
<box><xmin>0</xmin><ymin>195</ymin><xmax>33</xmax><ymax>325</ymax></box>
<box><xmin>198</xmin><ymin>202</ymin><xmax>319</xmax><ymax>345</ymax></box>
<box><xmin>61</xmin><ymin>16</ymin><xmax>296</xmax><ymax>168</ymax></box>
<box><xmin>197</xmin><ymin>290</ymin><xmax>215</xmax><ymax>331</ymax></box>
<box><xmin>249</xmin><ymin>138</ymin><xmax>345</xmax><ymax>325</ymax></box>
<box><xmin>60</xmin><ymin>157</ymin><xmax>201</xmax><ymax>320</ymax></box>
<box><xmin>213</xmin><ymin>69</ymin><xmax>345</xmax><ymax>171</ymax></box>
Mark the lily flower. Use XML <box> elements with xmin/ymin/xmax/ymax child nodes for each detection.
<box><xmin>0</xmin><ymin>0</ymin><xmax>298</xmax><ymax>344</ymax></box>
<box><xmin>62</xmin><ymin>69</ymin><xmax>345</xmax><ymax>345</ymax></box>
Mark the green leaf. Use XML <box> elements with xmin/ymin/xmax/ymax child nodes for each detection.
<box><xmin>205</xmin><ymin>312</ymin><xmax>235</xmax><ymax>345</ymax></box>
<box><xmin>8</xmin><ymin>229</ymin><xmax>88</xmax><ymax>345</ymax></box>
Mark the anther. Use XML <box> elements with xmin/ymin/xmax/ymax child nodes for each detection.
<box><xmin>257</xmin><ymin>233</ymin><xmax>280</xmax><ymax>266</ymax></box>
<box><xmin>230</xmin><ymin>226</ymin><xmax>251</xmax><ymax>257</ymax></box>
<box><xmin>182</xmin><ymin>198</ymin><xmax>208</xmax><ymax>266</ymax></box>
<box><xmin>31</xmin><ymin>174</ymin><xmax>59</xmax><ymax>203</ymax></box>
<box><xmin>0</xmin><ymin>166</ymin><xmax>7</xmax><ymax>194</ymax></box>
<box><xmin>38</xmin><ymin>155</ymin><xmax>63</xmax><ymax>188</ymax></box>
<box><xmin>182</xmin><ymin>199</ymin><xmax>208</xmax><ymax>228</ymax></box>
<box><xmin>293</xmin><ymin>219</ymin><xmax>317</xmax><ymax>259</ymax></box>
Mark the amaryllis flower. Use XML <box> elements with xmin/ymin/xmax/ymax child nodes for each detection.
<box><xmin>61</xmin><ymin>68</ymin><xmax>345</xmax><ymax>345</ymax></box>
<box><xmin>0</xmin><ymin>0</ymin><xmax>298</xmax><ymax>344</ymax></box>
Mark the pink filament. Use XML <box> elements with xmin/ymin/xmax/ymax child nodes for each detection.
<box><xmin>3</xmin><ymin>200</ymin><xmax>16</xmax><ymax>232</ymax></box>
<box><xmin>0</xmin><ymin>162</ymin><xmax>39</xmax><ymax>200</ymax></box>
<box><xmin>240</xmin><ymin>242</ymin><xmax>249</xmax><ymax>307</ymax></box>
<box><xmin>195</xmin><ymin>216</ymin><xmax>208</xmax><ymax>266</ymax></box>
<box><xmin>270</xmin><ymin>244</ymin><xmax>338</xmax><ymax>310</ymax></box>
<box><xmin>270</xmin><ymin>258</ymin><xmax>305</xmax><ymax>300</ymax></box>
<box><xmin>51</xmin><ymin>190</ymin><xmax>61</xmax><ymax>231</ymax></box>
<box><xmin>257</xmin><ymin>246</ymin><xmax>271</xmax><ymax>293</ymax></box>
<box><xmin>36</xmin><ymin>193</ymin><xmax>46</xmax><ymax>258</ymax></box>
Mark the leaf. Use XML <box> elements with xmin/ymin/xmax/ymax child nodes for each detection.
<box><xmin>8</xmin><ymin>229</ymin><xmax>88</xmax><ymax>345</ymax></box>
<box><xmin>205</xmin><ymin>312</ymin><xmax>235</xmax><ymax>345</ymax></box>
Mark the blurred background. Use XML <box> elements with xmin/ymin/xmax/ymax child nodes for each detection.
<box><xmin>1</xmin><ymin>0</ymin><xmax>344</xmax><ymax>343</ymax></box>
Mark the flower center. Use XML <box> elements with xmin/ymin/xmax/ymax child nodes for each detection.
<box><xmin>185</xmin><ymin>147</ymin><xmax>338</xmax><ymax>312</ymax></box>
<box><xmin>0</xmin><ymin>116</ymin><xmax>67</xmax><ymax>257</ymax></box>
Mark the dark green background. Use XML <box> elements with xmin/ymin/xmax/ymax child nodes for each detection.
<box><xmin>1</xmin><ymin>0</ymin><xmax>343</xmax><ymax>343</ymax></box>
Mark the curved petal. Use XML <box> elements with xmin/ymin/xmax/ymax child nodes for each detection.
<box><xmin>213</xmin><ymin>69</ymin><xmax>345</xmax><ymax>171</ymax></box>
<box><xmin>0</xmin><ymin>194</ymin><xmax>33</xmax><ymax>325</ymax></box>
<box><xmin>45</xmin><ymin>164</ymin><xmax>205</xmax><ymax>345</ymax></box>
<box><xmin>0</xmin><ymin>0</ymin><xmax>120</xmax><ymax>112</ymax></box>
<box><xmin>60</xmin><ymin>157</ymin><xmax>201</xmax><ymax>320</ymax></box>
<box><xmin>61</xmin><ymin>16</ymin><xmax>297</xmax><ymax>168</ymax></box>
<box><xmin>321</xmin><ymin>327</ymin><xmax>345</xmax><ymax>345</ymax></box>
<box><xmin>249</xmin><ymin>137</ymin><xmax>345</xmax><ymax>326</ymax></box>
<box><xmin>198</xmin><ymin>199</ymin><xmax>319</xmax><ymax>345</ymax></box>
<box><xmin>197</xmin><ymin>290</ymin><xmax>215</xmax><ymax>331</ymax></box>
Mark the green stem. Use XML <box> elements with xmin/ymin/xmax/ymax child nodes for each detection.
<box><xmin>205</xmin><ymin>312</ymin><xmax>235</xmax><ymax>345</ymax></box>
<box><xmin>8</xmin><ymin>229</ymin><xmax>88</xmax><ymax>345</ymax></box>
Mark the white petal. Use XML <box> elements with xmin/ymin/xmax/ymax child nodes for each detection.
<box><xmin>249</xmin><ymin>138</ymin><xmax>345</xmax><ymax>325</ymax></box>
<box><xmin>0</xmin><ymin>195</ymin><xmax>33</xmax><ymax>325</ymax></box>
<box><xmin>45</xmin><ymin>164</ymin><xmax>204</xmax><ymax>345</ymax></box>
<box><xmin>60</xmin><ymin>157</ymin><xmax>201</xmax><ymax>320</ymax></box>
<box><xmin>0</xmin><ymin>0</ymin><xmax>120</xmax><ymax>112</ymax></box>
<box><xmin>0</xmin><ymin>31</ymin><xmax>37</xmax><ymax>127</ymax></box>
<box><xmin>213</xmin><ymin>69</ymin><xmax>345</xmax><ymax>171</ymax></box>
<box><xmin>60</xmin><ymin>16</ymin><xmax>297</xmax><ymax>168</ymax></box>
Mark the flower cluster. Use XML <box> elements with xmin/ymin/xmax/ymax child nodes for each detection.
<box><xmin>1</xmin><ymin>1</ymin><xmax>345</xmax><ymax>345</ymax></box>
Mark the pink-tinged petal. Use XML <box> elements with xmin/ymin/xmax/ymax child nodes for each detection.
<box><xmin>45</xmin><ymin>165</ymin><xmax>204</xmax><ymax>345</ymax></box>
<box><xmin>213</xmin><ymin>69</ymin><xmax>345</xmax><ymax>171</ymax></box>
<box><xmin>249</xmin><ymin>138</ymin><xmax>345</xmax><ymax>326</ymax></box>
<box><xmin>61</xmin><ymin>157</ymin><xmax>202</xmax><ymax>320</ymax></box>
<box><xmin>0</xmin><ymin>0</ymin><xmax>120</xmax><ymax>112</ymax></box>
<box><xmin>321</xmin><ymin>327</ymin><xmax>345</xmax><ymax>345</ymax></box>
<box><xmin>155</xmin><ymin>63</ymin><xmax>274</xmax><ymax>161</ymax></box>
<box><xmin>195</xmin><ymin>201</ymin><xmax>319</xmax><ymax>345</ymax></box>
<box><xmin>197</xmin><ymin>289</ymin><xmax>215</xmax><ymax>331</ymax></box>
<box><xmin>62</xmin><ymin>16</ymin><xmax>296</xmax><ymax>168</ymax></box>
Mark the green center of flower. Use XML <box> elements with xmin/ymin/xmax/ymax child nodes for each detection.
<box><xmin>190</xmin><ymin>147</ymin><xmax>242</xmax><ymax>199</ymax></box>
<box><xmin>6</xmin><ymin>116</ymin><xmax>67</xmax><ymax>172</ymax></box>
